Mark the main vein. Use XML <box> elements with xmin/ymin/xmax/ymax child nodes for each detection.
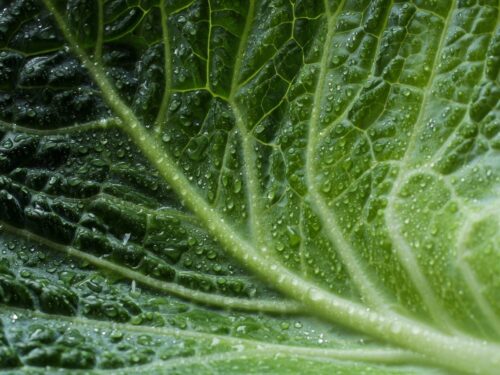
<box><xmin>94</xmin><ymin>0</ymin><xmax>104</xmax><ymax>61</ymax></box>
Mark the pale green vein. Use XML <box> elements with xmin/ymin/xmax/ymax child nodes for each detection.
<box><xmin>429</xmin><ymin>112</ymin><xmax>469</xmax><ymax>168</ymax></box>
<box><xmin>438</xmin><ymin>34</ymin><xmax>500</xmax><ymax>337</ymax></box>
<box><xmin>227</xmin><ymin>0</ymin><xmax>266</xmax><ymax>245</ymax></box>
<box><xmin>0</xmin><ymin>173</ymin><xmax>198</xmax><ymax>224</ymax></box>
<box><xmin>154</xmin><ymin>206</ymin><xmax>199</xmax><ymax>223</ymax></box>
<box><xmin>169</xmin><ymin>0</ymin><xmax>196</xmax><ymax>16</ymax></box>
<box><xmin>0</xmin><ymin>306</ymin><xmax>282</xmax><ymax>347</ymax></box>
<box><xmin>0</xmin><ymin>221</ymin><xmax>302</xmax><ymax>315</ymax></box>
<box><xmin>94</xmin><ymin>0</ymin><xmax>104</xmax><ymax>61</ymax></box>
<box><xmin>100</xmin><ymin>8</ymin><xmax>148</xmax><ymax>44</ymax></box>
<box><xmin>303</xmin><ymin>0</ymin><xmax>394</xmax><ymax>308</ymax></box>
<box><xmin>305</xmin><ymin>0</ymin><xmax>387</xmax><ymax>309</ymax></box>
<box><xmin>42</xmin><ymin>2</ymin><xmax>500</xmax><ymax>373</ymax></box>
<box><xmin>206</xmin><ymin>0</ymin><xmax>213</xmax><ymax>89</ymax></box>
<box><xmin>384</xmin><ymin>1</ymin><xmax>459</xmax><ymax>331</ymax></box>
<box><xmin>457</xmin><ymin>258</ymin><xmax>500</xmax><ymax>337</ymax></box>
<box><xmin>0</xmin><ymin>117</ymin><xmax>118</xmax><ymax>135</ymax></box>
<box><xmin>250</xmin><ymin>81</ymin><xmax>292</xmax><ymax>132</ymax></box>
<box><xmin>231</xmin><ymin>107</ymin><xmax>265</xmax><ymax>244</ymax></box>
<box><xmin>91</xmin><ymin>350</ymin><xmax>425</xmax><ymax>374</ymax></box>
<box><xmin>318</xmin><ymin>0</ymin><xmax>394</xmax><ymax>140</ymax></box>
<box><xmin>331</xmin><ymin>162</ymin><xmax>397</xmax><ymax>204</ymax></box>
<box><xmin>429</xmin><ymin>18</ymin><xmax>499</xmax><ymax>166</ymax></box>
<box><xmin>456</xmin><ymin>206</ymin><xmax>500</xmax><ymax>336</ymax></box>
<box><xmin>154</xmin><ymin>0</ymin><xmax>173</xmax><ymax>133</ymax></box>
<box><xmin>1</xmin><ymin>308</ymin><xmax>424</xmax><ymax>371</ymax></box>
<box><xmin>176</xmin><ymin>268</ymin><xmax>257</xmax><ymax>287</ymax></box>
<box><xmin>89</xmin><ymin>193</ymin><xmax>197</xmax><ymax>223</ymax></box>
<box><xmin>213</xmin><ymin>128</ymin><xmax>236</xmax><ymax>204</ymax></box>
<box><xmin>298</xmin><ymin>203</ymin><xmax>307</xmax><ymax>276</ymax></box>
<box><xmin>0</xmin><ymin>305</ymin><xmax>424</xmax><ymax>367</ymax></box>
<box><xmin>17</xmin><ymin>350</ymin><xmax>426</xmax><ymax>375</ymax></box>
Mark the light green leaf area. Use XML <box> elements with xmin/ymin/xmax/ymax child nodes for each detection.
<box><xmin>0</xmin><ymin>0</ymin><xmax>498</xmax><ymax>373</ymax></box>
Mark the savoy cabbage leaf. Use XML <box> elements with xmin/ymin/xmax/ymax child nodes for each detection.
<box><xmin>0</xmin><ymin>0</ymin><xmax>499</xmax><ymax>373</ymax></box>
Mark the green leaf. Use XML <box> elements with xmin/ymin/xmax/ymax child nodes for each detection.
<box><xmin>0</xmin><ymin>0</ymin><xmax>499</xmax><ymax>373</ymax></box>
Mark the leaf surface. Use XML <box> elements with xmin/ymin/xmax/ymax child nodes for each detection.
<box><xmin>0</xmin><ymin>0</ymin><xmax>499</xmax><ymax>373</ymax></box>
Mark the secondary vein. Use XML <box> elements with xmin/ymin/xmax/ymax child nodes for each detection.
<box><xmin>384</xmin><ymin>1</ymin><xmax>458</xmax><ymax>330</ymax></box>
<box><xmin>0</xmin><ymin>221</ymin><xmax>303</xmax><ymax>314</ymax></box>
<box><xmin>154</xmin><ymin>0</ymin><xmax>173</xmax><ymax>133</ymax></box>
<box><xmin>304</xmin><ymin>0</ymin><xmax>387</xmax><ymax>309</ymax></box>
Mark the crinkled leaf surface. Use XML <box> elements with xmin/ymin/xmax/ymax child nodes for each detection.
<box><xmin>0</xmin><ymin>0</ymin><xmax>499</xmax><ymax>373</ymax></box>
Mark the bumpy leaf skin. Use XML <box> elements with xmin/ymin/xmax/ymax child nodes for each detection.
<box><xmin>0</xmin><ymin>0</ymin><xmax>499</xmax><ymax>373</ymax></box>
